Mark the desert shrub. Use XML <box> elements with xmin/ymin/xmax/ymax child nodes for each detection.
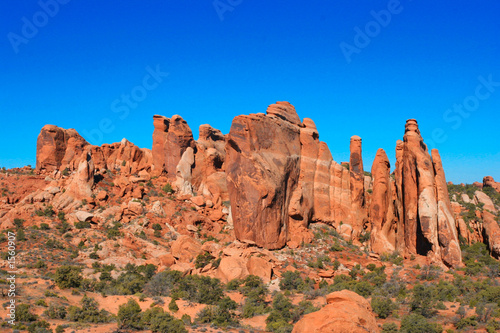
<box><xmin>195</xmin><ymin>252</ymin><xmax>215</xmax><ymax>269</ymax></box>
<box><xmin>241</xmin><ymin>277</ymin><xmax>269</xmax><ymax>318</ymax></box>
<box><xmin>35</xmin><ymin>205</ymin><xmax>55</xmax><ymax>217</ymax></box>
<box><xmin>44</xmin><ymin>304</ymin><xmax>67</xmax><ymax>319</ymax></box>
<box><xmin>143</xmin><ymin>307</ymin><xmax>187</xmax><ymax>333</ymax></box>
<box><xmin>55</xmin><ymin>266</ymin><xmax>82</xmax><ymax>289</ymax></box>
<box><xmin>40</xmin><ymin>223</ymin><xmax>50</xmax><ymax>230</ymax></box>
<box><xmin>66</xmin><ymin>296</ymin><xmax>110</xmax><ymax>323</ymax></box>
<box><xmin>14</xmin><ymin>218</ymin><xmax>25</xmax><ymax>228</ymax></box>
<box><xmin>196</xmin><ymin>296</ymin><xmax>238</xmax><ymax>328</ymax></box>
<box><xmin>162</xmin><ymin>183</ymin><xmax>173</xmax><ymax>193</ymax></box>
<box><xmin>17</xmin><ymin>303</ymin><xmax>38</xmax><ymax>322</ymax></box>
<box><xmin>371</xmin><ymin>296</ymin><xmax>395</xmax><ymax>319</ymax></box>
<box><xmin>280</xmin><ymin>271</ymin><xmax>305</xmax><ymax>291</ymax></box>
<box><xmin>74</xmin><ymin>221</ymin><xmax>91</xmax><ymax>229</ymax></box>
<box><xmin>35</xmin><ymin>299</ymin><xmax>48</xmax><ymax>307</ymax></box>
<box><xmin>456</xmin><ymin>316</ymin><xmax>478</xmax><ymax>329</ymax></box>
<box><xmin>17</xmin><ymin>229</ymin><xmax>26</xmax><ymax>241</ymax></box>
<box><xmin>399</xmin><ymin>313</ymin><xmax>442</xmax><ymax>333</ymax></box>
<box><xmin>266</xmin><ymin>293</ymin><xmax>294</xmax><ymax>333</ymax></box>
<box><xmin>27</xmin><ymin>320</ymin><xmax>51</xmax><ymax>333</ymax></box>
<box><xmin>118</xmin><ymin>298</ymin><xmax>142</xmax><ymax>329</ymax></box>
<box><xmin>416</xmin><ymin>265</ymin><xmax>442</xmax><ymax>281</ymax></box>
<box><xmin>169</xmin><ymin>298</ymin><xmax>179</xmax><ymax>312</ymax></box>
<box><xmin>144</xmin><ymin>269</ymin><xmax>183</xmax><ymax>296</ymax></box>
<box><xmin>381</xmin><ymin>322</ymin><xmax>399</xmax><ymax>332</ymax></box>
<box><xmin>144</xmin><ymin>270</ymin><xmax>223</xmax><ymax>305</ymax></box>
<box><xmin>409</xmin><ymin>283</ymin><xmax>437</xmax><ymax>317</ymax></box>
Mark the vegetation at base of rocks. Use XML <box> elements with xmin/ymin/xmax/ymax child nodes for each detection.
<box><xmin>66</xmin><ymin>295</ymin><xmax>111</xmax><ymax>323</ymax></box>
<box><xmin>118</xmin><ymin>298</ymin><xmax>187</xmax><ymax>332</ymax></box>
<box><xmin>265</xmin><ymin>292</ymin><xmax>318</xmax><ymax>333</ymax></box>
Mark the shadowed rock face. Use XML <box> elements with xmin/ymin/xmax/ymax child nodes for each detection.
<box><xmin>389</xmin><ymin>119</ymin><xmax>461</xmax><ymax>267</ymax></box>
<box><xmin>152</xmin><ymin>114</ymin><xmax>196</xmax><ymax>176</ymax></box>
<box><xmin>226</xmin><ymin>102</ymin><xmax>364</xmax><ymax>249</ymax></box>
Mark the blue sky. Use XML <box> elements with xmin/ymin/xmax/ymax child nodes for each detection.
<box><xmin>1</xmin><ymin>0</ymin><xmax>499</xmax><ymax>183</ymax></box>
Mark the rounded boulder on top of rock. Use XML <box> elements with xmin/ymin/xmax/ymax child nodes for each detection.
<box><xmin>292</xmin><ymin>290</ymin><xmax>378</xmax><ymax>333</ymax></box>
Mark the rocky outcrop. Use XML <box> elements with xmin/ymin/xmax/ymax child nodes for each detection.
<box><xmin>484</xmin><ymin>176</ymin><xmax>500</xmax><ymax>193</ymax></box>
<box><xmin>36</xmin><ymin>125</ymin><xmax>88</xmax><ymax>172</ymax></box>
<box><xmin>36</xmin><ymin>125</ymin><xmax>151</xmax><ymax>174</ymax></box>
<box><xmin>152</xmin><ymin>115</ymin><xmax>195</xmax><ymax>176</ymax></box>
<box><xmin>292</xmin><ymin>290</ymin><xmax>378</xmax><ymax>333</ymax></box>
<box><xmin>389</xmin><ymin>119</ymin><xmax>461</xmax><ymax>267</ymax></box>
<box><xmin>350</xmin><ymin>135</ymin><xmax>366</xmax><ymax>232</ymax></box>
<box><xmin>52</xmin><ymin>152</ymin><xmax>95</xmax><ymax>210</ymax></box>
<box><xmin>225</xmin><ymin>102</ymin><xmax>302</xmax><ymax>249</ymax></box>
<box><xmin>482</xmin><ymin>211</ymin><xmax>500</xmax><ymax>258</ymax></box>
<box><xmin>431</xmin><ymin>149</ymin><xmax>462</xmax><ymax>267</ymax></box>
<box><xmin>369</xmin><ymin>149</ymin><xmax>396</xmax><ymax>254</ymax></box>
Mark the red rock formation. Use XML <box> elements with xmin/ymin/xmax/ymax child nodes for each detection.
<box><xmin>350</xmin><ymin>135</ymin><xmax>366</xmax><ymax>233</ymax></box>
<box><xmin>388</xmin><ymin>119</ymin><xmax>461</xmax><ymax>267</ymax></box>
<box><xmin>431</xmin><ymin>149</ymin><xmax>462</xmax><ymax>267</ymax></box>
<box><xmin>482</xmin><ymin>211</ymin><xmax>500</xmax><ymax>258</ymax></box>
<box><xmin>369</xmin><ymin>149</ymin><xmax>396</xmax><ymax>254</ymax></box>
<box><xmin>36</xmin><ymin>125</ymin><xmax>88</xmax><ymax>172</ymax></box>
<box><xmin>225</xmin><ymin>102</ymin><xmax>302</xmax><ymax>249</ymax></box>
<box><xmin>484</xmin><ymin>176</ymin><xmax>500</xmax><ymax>193</ymax></box>
<box><xmin>36</xmin><ymin>125</ymin><xmax>151</xmax><ymax>174</ymax></box>
<box><xmin>292</xmin><ymin>290</ymin><xmax>378</xmax><ymax>333</ymax></box>
<box><xmin>152</xmin><ymin>114</ymin><xmax>195</xmax><ymax>176</ymax></box>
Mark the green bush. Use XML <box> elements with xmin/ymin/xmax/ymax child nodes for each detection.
<box><xmin>44</xmin><ymin>304</ymin><xmax>67</xmax><ymax>319</ymax></box>
<box><xmin>409</xmin><ymin>283</ymin><xmax>437</xmax><ymax>317</ymax></box>
<box><xmin>266</xmin><ymin>293</ymin><xmax>294</xmax><ymax>333</ymax></box>
<box><xmin>17</xmin><ymin>304</ymin><xmax>38</xmax><ymax>322</ymax></box>
<box><xmin>371</xmin><ymin>296</ymin><xmax>395</xmax><ymax>319</ymax></box>
<box><xmin>27</xmin><ymin>320</ymin><xmax>51</xmax><ymax>333</ymax></box>
<box><xmin>143</xmin><ymin>307</ymin><xmax>187</xmax><ymax>333</ymax></box>
<box><xmin>455</xmin><ymin>316</ymin><xmax>478</xmax><ymax>329</ymax></box>
<box><xmin>280</xmin><ymin>271</ymin><xmax>305</xmax><ymax>291</ymax></box>
<box><xmin>399</xmin><ymin>314</ymin><xmax>442</xmax><ymax>333</ymax></box>
<box><xmin>169</xmin><ymin>298</ymin><xmax>179</xmax><ymax>312</ymax></box>
<box><xmin>74</xmin><ymin>221</ymin><xmax>91</xmax><ymax>229</ymax></box>
<box><xmin>118</xmin><ymin>298</ymin><xmax>142</xmax><ymax>329</ymax></box>
<box><xmin>381</xmin><ymin>322</ymin><xmax>399</xmax><ymax>332</ymax></box>
<box><xmin>66</xmin><ymin>296</ymin><xmax>110</xmax><ymax>323</ymax></box>
<box><xmin>196</xmin><ymin>296</ymin><xmax>238</xmax><ymax>328</ymax></box>
<box><xmin>55</xmin><ymin>265</ymin><xmax>82</xmax><ymax>289</ymax></box>
<box><xmin>162</xmin><ymin>183</ymin><xmax>173</xmax><ymax>194</ymax></box>
<box><xmin>195</xmin><ymin>252</ymin><xmax>215</xmax><ymax>269</ymax></box>
<box><xmin>144</xmin><ymin>270</ymin><xmax>224</xmax><ymax>305</ymax></box>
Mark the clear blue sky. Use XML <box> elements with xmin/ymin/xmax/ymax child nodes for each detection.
<box><xmin>1</xmin><ymin>0</ymin><xmax>499</xmax><ymax>184</ymax></box>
